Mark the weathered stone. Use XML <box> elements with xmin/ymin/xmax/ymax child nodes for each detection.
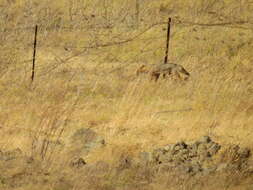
<box><xmin>70</xmin><ymin>157</ymin><xmax>86</xmax><ymax>168</ymax></box>
<box><xmin>138</xmin><ymin>152</ymin><xmax>153</xmax><ymax>165</ymax></box>
<box><xmin>158</xmin><ymin>153</ymin><xmax>173</xmax><ymax>163</ymax></box>
<box><xmin>163</xmin><ymin>144</ymin><xmax>173</xmax><ymax>152</ymax></box>
<box><xmin>173</xmin><ymin>141</ymin><xmax>187</xmax><ymax>151</ymax></box>
<box><xmin>144</xmin><ymin>136</ymin><xmax>231</xmax><ymax>176</ymax></box>
<box><xmin>238</xmin><ymin>147</ymin><xmax>251</xmax><ymax>159</ymax></box>
<box><xmin>208</xmin><ymin>143</ymin><xmax>221</xmax><ymax>156</ymax></box>
<box><xmin>0</xmin><ymin>148</ymin><xmax>22</xmax><ymax>161</ymax></box>
<box><xmin>70</xmin><ymin>128</ymin><xmax>105</xmax><ymax>156</ymax></box>
<box><xmin>152</xmin><ymin>148</ymin><xmax>165</xmax><ymax>163</ymax></box>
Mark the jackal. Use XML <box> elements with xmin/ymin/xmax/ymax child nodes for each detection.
<box><xmin>136</xmin><ymin>63</ymin><xmax>190</xmax><ymax>82</ymax></box>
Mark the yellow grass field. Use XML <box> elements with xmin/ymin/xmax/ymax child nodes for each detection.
<box><xmin>0</xmin><ymin>0</ymin><xmax>253</xmax><ymax>189</ymax></box>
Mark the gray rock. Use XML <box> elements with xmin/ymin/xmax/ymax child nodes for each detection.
<box><xmin>152</xmin><ymin>148</ymin><xmax>165</xmax><ymax>163</ymax></box>
<box><xmin>70</xmin><ymin>157</ymin><xmax>86</xmax><ymax>168</ymax></box>
<box><xmin>238</xmin><ymin>147</ymin><xmax>250</xmax><ymax>159</ymax></box>
<box><xmin>158</xmin><ymin>153</ymin><xmax>173</xmax><ymax>163</ymax></box>
<box><xmin>173</xmin><ymin>141</ymin><xmax>187</xmax><ymax>151</ymax></box>
<box><xmin>179</xmin><ymin>148</ymin><xmax>190</xmax><ymax>155</ymax></box>
<box><xmin>208</xmin><ymin>143</ymin><xmax>221</xmax><ymax>156</ymax></box>
<box><xmin>70</xmin><ymin>128</ymin><xmax>105</xmax><ymax>155</ymax></box>
<box><xmin>191</xmin><ymin>162</ymin><xmax>202</xmax><ymax>173</ymax></box>
<box><xmin>0</xmin><ymin>148</ymin><xmax>22</xmax><ymax>161</ymax></box>
<box><xmin>139</xmin><ymin>152</ymin><xmax>153</xmax><ymax>165</ymax></box>
<box><xmin>140</xmin><ymin>136</ymin><xmax>251</xmax><ymax>177</ymax></box>
<box><xmin>163</xmin><ymin>144</ymin><xmax>173</xmax><ymax>152</ymax></box>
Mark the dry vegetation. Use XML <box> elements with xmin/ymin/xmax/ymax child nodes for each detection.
<box><xmin>0</xmin><ymin>0</ymin><xmax>253</xmax><ymax>189</ymax></box>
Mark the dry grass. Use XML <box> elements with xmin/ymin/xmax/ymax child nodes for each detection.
<box><xmin>0</xmin><ymin>0</ymin><xmax>253</xmax><ymax>189</ymax></box>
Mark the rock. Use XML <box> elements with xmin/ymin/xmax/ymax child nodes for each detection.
<box><xmin>70</xmin><ymin>157</ymin><xmax>86</xmax><ymax>168</ymax></box>
<box><xmin>124</xmin><ymin>136</ymin><xmax>252</xmax><ymax>179</ymax></box>
<box><xmin>173</xmin><ymin>141</ymin><xmax>187</xmax><ymax>152</ymax></box>
<box><xmin>238</xmin><ymin>147</ymin><xmax>250</xmax><ymax>159</ymax></box>
<box><xmin>145</xmin><ymin>136</ymin><xmax>224</xmax><ymax>176</ymax></box>
<box><xmin>197</xmin><ymin>143</ymin><xmax>207</xmax><ymax>154</ymax></box>
<box><xmin>158</xmin><ymin>153</ymin><xmax>173</xmax><ymax>163</ymax></box>
<box><xmin>138</xmin><ymin>152</ymin><xmax>153</xmax><ymax>165</ymax></box>
<box><xmin>70</xmin><ymin>128</ymin><xmax>105</xmax><ymax>156</ymax></box>
<box><xmin>0</xmin><ymin>148</ymin><xmax>22</xmax><ymax>161</ymax></box>
<box><xmin>152</xmin><ymin>148</ymin><xmax>165</xmax><ymax>163</ymax></box>
<box><xmin>207</xmin><ymin>142</ymin><xmax>221</xmax><ymax>156</ymax></box>
<box><xmin>163</xmin><ymin>144</ymin><xmax>173</xmax><ymax>152</ymax></box>
<box><xmin>190</xmin><ymin>162</ymin><xmax>202</xmax><ymax>174</ymax></box>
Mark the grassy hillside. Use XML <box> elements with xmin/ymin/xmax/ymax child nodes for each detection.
<box><xmin>0</xmin><ymin>0</ymin><xmax>253</xmax><ymax>189</ymax></box>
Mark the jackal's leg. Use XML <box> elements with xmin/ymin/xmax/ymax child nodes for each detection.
<box><xmin>175</xmin><ymin>71</ymin><xmax>182</xmax><ymax>80</ymax></box>
<box><xmin>154</xmin><ymin>73</ymin><xmax>160</xmax><ymax>82</ymax></box>
<box><xmin>166</xmin><ymin>68</ymin><xmax>173</xmax><ymax>79</ymax></box>
<box><xmin>168</xmin><ymin>68</ymin><xmax>172</xmax><ymax>75</ymax></box>
<box><xmin>151</xmin><ymin>72</ymin><xmax>160</xmax><ymax>82</ymax></box>
<box><xmin>179</xmin><ymin>67</ymin><xmax>190</xmax><ymax>79</ymax></box>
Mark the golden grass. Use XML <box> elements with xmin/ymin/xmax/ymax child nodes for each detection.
<box><xmin>0</xmin><ymin>0</ymin><xmax>253</xmax><ymax>189</ymax></box>
<box><xmin>0</xmin><ymin>54</ymin><xmax>252</xmax><ymax>162</ymax></box>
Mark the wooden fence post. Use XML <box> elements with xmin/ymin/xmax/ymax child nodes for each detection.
<box><xmin>31</xmin><ymin>25</ymin><xmax>38</xmax><ymax>82</ymax></box>
<box><xmin>164</xmin><ymin>18</ymin><xmax>172</xmax><ymax>64</ymax></box>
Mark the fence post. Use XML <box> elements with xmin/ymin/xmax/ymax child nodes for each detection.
<box><xmin>31</xmin><ymin>25</ymin><xmax>38</xmax><ymax>83</ymax></box>
<box><xmin>164</xmin><ymin>18</ymin><xmax>172</xmax><ymax>64</ymax></box>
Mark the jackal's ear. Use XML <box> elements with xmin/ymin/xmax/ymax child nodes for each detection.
<box><xmin>136</xmin><ymin>65</ymin><xmax>145</xmax><ymax>76</ymax></box>
<box><xmin>184</xmin><ymin>76</ymin><xmax>190</xmax><ymax>81</ymax></box>
<box><xmin>139</xmin><ymin>65</ymin><xmax>146</xmax><ymax>69</ymax></box>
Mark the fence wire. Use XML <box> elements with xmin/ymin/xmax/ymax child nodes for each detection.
<box><xmin>1</xmin><ymin>18</ymin><xmax>252</xmax><ymax>33</ymax></box>
<box><xmin>1</xmin><ymin>18</ymin><xmax>252</xmax><ymax>81</ymax></box>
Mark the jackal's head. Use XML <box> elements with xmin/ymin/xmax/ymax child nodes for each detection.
<box><xmin>136</xmin><ymin>65</ymin><xmax>149</xmax><ymax>76</ymax></box>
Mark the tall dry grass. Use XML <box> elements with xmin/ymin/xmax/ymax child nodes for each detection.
<box><xmin>0</xmin><ymin>54</ymin><xmax>252</xmax><ymax>162</ymax></box>
<box><xmin>0</xmin><ymin>0</ymin><xmax>253</xmax><ymax>189</ymax></box>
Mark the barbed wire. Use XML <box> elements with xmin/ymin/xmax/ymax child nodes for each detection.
<box><xmin>1</xmin><ymin>19</ymin><xmax>252</xmax><ymax>33</ymax></box>
<box><xmin>1</xmin><ymin>18</ymin><xmax>252</xmax><ymax>80</ymax></box>
<box><xmin>0</xmin><ymin>24</ymin><xmax>116</xmax><ymax>32</ymax></box>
